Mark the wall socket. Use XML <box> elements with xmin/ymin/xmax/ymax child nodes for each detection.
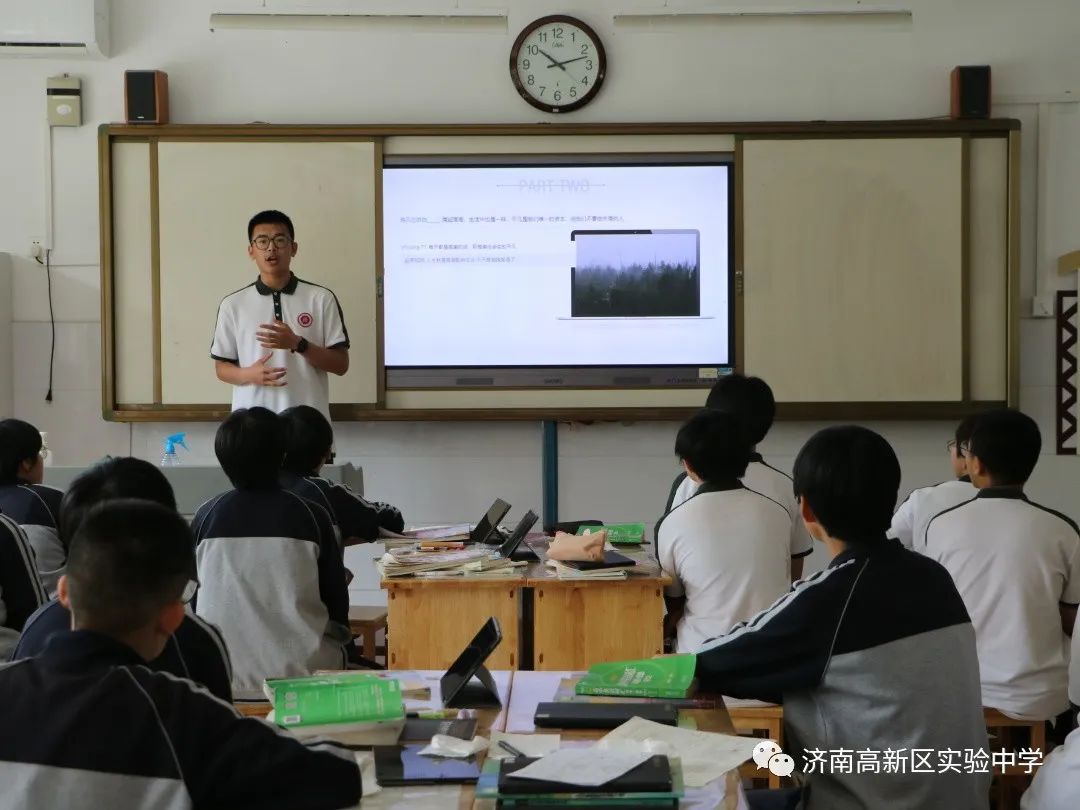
<box><xmin>1031</xmin><ymin>293</ymin><xmax>1056</xmax><ymax>318</ymax></box>
<box><xmin>30</xmin><ymin>240</ymin><xmax>45</xmax><ymax>262</ymax></box>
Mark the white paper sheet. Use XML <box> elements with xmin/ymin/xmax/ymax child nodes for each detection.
<box><xmin>600</xmin><ymin>716</ymin><xmax>759</xmax><ymax>787</ymax></box>
<box><xmin>489</xmin><ymin>731</ymin><xmax>562</xmax><ymax>760</ymax></box>
<box><xmin>506</xmin><ymin>747</ymin><xmax>652</xmax><ymax>787</ymax></box>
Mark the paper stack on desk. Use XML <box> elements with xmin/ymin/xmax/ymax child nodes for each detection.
<box><xmin>377</xmin><ymin>547</ymin><xmax>521</xmax><ymax>578</ymax></box>
<box><xmin>545</xmin><ymin>558</ymin><xmax>630</xmax><ymax>580</ymax></box>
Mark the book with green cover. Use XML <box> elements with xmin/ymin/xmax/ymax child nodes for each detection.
<box><xmin>575</xmin><ymin>522</ymin><xmax>645</xmax><ymax>545</ymax></box>
<box><xmin>264</xmin><ymin>672</ymin><xmax>405</xmax><ymax>734</ymax></box>
<box><xmin>574</xmin><ymin>655</ymin><xmax>697</xmax><ymax>699</ymax></box>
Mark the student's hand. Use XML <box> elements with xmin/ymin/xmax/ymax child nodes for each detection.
<box><xmin>256</xmin><ymin>321</ymin><xmax>301</xmax><ymax>351</ymax></box>
<box><xmin>244</xmin><ymin>352</ymin><xmax>287</xmax><ymax>387</ymax></box>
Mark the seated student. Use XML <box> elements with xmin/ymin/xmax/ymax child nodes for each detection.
<box><xmin>924</xmin><ymin>408</ymin><xmax>1080</xmax><ymax>722</ymax></box>
<box><xmin>12</xmin><ymin>457</ymin><xmax>234</xmax><ymax>702</ymax></box>
<box><xmin>0</xmin><ymin>418</ymin><xmax>65</xmax><ymax>596</ymax></box>
<box><xmin>0</xmin><ymin>513</ymin><xmax>47</xmax><ymax>660</ymax></box>
<box><xmin>890</xmin><ymin>413</ymin><xmax>979</xmax><ymax>549</ymax></box>
<box><xmin>661</xmin><ymin>374</ymin><xmax>812</xmax><ymax>580</ymax></box>
<box><xmin>657</xmin><ymin>409</ymin><xmax>796</xmax><ymax>653</ymax></box>
<box><xmin>280</xmin><ymin>404</ymin><xmax>405</xmax><ymax>543</ymax></box>
<box><xmin>0</xmin><ymin>499</ymin><xmax>363</xmax><ymax>809</ymax></box>
<box><xmin>193</xmin><ymin>407</ymin><xmax>351</xmax><ymax>699</ymax></box>
<box><xmin>1021</xmin><ymin>725</ymin><xmax>1080</xmax><ymax>809</ymax></box>
<box><xmin>695</xmin><ymin>425</ymin><xmax>989</xmax><ymax>810</ymax></box>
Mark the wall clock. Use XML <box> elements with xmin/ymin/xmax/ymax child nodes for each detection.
<box><xmin>510</xmin><ymin>15</ymin><xmax>606</xmax><ymax>113</ymax></box>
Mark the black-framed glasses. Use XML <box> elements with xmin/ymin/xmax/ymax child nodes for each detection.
<box><xmin>181</xmin><ymin>579</ymin><xmax>200</xmax><ymax>605</ymax></box>
<box><xmin>251</xmin><ymin>234</ymin><xmax>291</xmax><ymax>250</ymax></box>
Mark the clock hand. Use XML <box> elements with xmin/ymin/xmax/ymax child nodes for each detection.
<box><xmin>537</xmin><ymin>47</ymin><xmax>569</xmax><ymax>72</ymax></box>
<box><xmin>546</xmin><ymin>56</ymin><xmax>588</xmax><ymax>69</ymax></box>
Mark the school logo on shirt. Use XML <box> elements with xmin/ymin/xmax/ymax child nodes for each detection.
<box><xmin>297</xmin><ymin>312</ymin><xmax>314</xmax><ymax>328</ymax></box>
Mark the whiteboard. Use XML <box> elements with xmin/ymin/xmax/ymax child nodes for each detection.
<box><xmin>155</xmin><ymin>140</ymin><xmax>380</xmax><ymax>406</ymax></box>
<box><xmin>742</xmin><ymin>137</ymin><xmax>965</xmax><ymax>402</ymax></box>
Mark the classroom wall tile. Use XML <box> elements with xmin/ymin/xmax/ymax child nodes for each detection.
<box><xmin>13</xmin><ymin>322</ymin><xmax>102</xmax><ymax>394</ymax></box>
<box><xmin>11</xmin><ymin>261</ymin><xmax>100</xmax><ymax>323</ymax></box>
<box><xmin>332</xmin><ymin>421</ymin><xmax>540</xmax><ymax>459</ymax></box>
<box><xmin>14</xmin><ymin>388</ymin><xmax>130</xmax><ymax>466</ymax></box>
<box><xmin>1019</xmin><ymin>317</ymin><xmax>1056</xmax><ymax>388</ymax></box>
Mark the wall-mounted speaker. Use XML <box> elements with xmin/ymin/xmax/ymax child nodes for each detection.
<box><xmin>950</xmin><ymin>66</ymin><xmax>991</xmax><ymax>120</ymax></box>
<box><xmin>125</xmin><ymin>70</ymin><xmax>169</xmax><ymax>124</ymax></box>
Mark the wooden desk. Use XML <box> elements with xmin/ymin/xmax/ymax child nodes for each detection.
<box><xmin>527</xmin><ymin>568</ymin><xmax>668</xmax><ymax>670</ymax></box>
<box><xmin>381</xmin><ymin>539</ymin><xmax>669</xmax><ymax>671</ymax></box>
<box><xmin>502</xmin><ymin>671</ymin><xmax>747</xmax><ymax>809</ymax></box>
<box><xmin>383</xmin><ymin>576</ymin><xmax>522</xmax><ymax>670</ymax></box>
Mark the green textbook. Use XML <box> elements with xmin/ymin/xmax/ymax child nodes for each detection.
<box><xmin>575</xmin><ymin>522</ymin><xmax>645</xmax><ymax>545</ymax></box>
<box><xmin>575</xmin><ymin>655</ymin><xmax>697</xmax><ymax>699</ymax></box>
<box><xmin>264</xmin><ymin>673</ymin><xmax>405</xmax><ymax>734</ymax></box>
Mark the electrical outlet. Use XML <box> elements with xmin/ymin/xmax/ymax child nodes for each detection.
<box><xmin>1031</xmin><ymin>293</ymin><xmax>1056</xmax><ymax>318</ymax></box>
<box><xmin>30</xmin><ymin>240</ymin><xmax>44</xmax><ymax>262</ymax></box>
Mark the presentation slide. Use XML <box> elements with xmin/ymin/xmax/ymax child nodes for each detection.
<box><xmin>383</xmin><ymin>163</ymin><xmax>731</xmax><ymax>368</ymax></box>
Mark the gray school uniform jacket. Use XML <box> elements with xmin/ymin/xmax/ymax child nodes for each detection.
<box><xmin>695</xmin><ymin>537</ymin><xmax>991</xmax><ymax>810</ymax></box>
<box><xmin>191</xmin><ymin>488</ymin><xmax>351</xmax><ymax>700</ymax></box>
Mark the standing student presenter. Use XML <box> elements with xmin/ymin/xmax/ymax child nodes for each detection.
<box><xmin>211</xmin><ymin>210</ymin><xmax>350</xmax><ymax>422</ymax></box>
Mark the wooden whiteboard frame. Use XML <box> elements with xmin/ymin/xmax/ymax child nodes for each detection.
<box><xmin>98</xmin><ymin>120</ymin><xmax>1020</xmax><ymax>422</ymax></box>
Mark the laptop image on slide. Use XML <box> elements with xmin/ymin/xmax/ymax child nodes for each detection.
<box><xmin>467</xmin><ymin>498</ymin><xmax>511</xmax><ymax>544</ymax></box>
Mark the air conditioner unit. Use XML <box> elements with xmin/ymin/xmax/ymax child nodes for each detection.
<box><xmin>0</xmin><ymin>0</ymin><xmax>110</xmax><ymax>58</ymax></box>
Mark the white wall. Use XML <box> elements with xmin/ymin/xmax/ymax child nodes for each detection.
<box><xmin>2</xmin><ymin>0</ymin><xmax>1080</xmax><ymax>600</ymax></box>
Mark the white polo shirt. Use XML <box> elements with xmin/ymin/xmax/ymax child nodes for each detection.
<box><xmin>210</xmin><ymin>273</ymin><xmax>349</xmax><ymax>422</ymax></box>
<box><xmin>924</xmin><ymin>488</ymin><xmax>1080</xmax><ymax>721</ymax></box>
<box><xmin>657</xmin><ymin>480</ymin><xmax>796</xmax><ymax>653</ymax></box>
<box><xmin>669</xmin><ymin>454</ymin><xmax>814</xmax><ymax>561</ymax></box>
<box><xmin>889</xmin><ymin>476</ymin><xmax>976</xmax><ymax>550</ymax></box>
<box><xmin>1021</xmin><ymin>725</ymin><xmax>1080</xmax><ymax>810</ymax></box>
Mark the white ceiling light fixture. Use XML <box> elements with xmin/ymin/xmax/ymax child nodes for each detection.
<box><xmin>209</xmin><ymin>10</ymin><xmax>508</xmax><ymax>34</ymax></box>
<box><xmin>614</xmin><ymin>5</ymin><xmax>913</xmax><ymax>29</ymax></box>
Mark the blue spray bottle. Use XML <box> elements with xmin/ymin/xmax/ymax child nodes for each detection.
<box><xmin>162</xmin><ymin>432</ymin><xmax>189</xmax><ymax>467</ymax></box>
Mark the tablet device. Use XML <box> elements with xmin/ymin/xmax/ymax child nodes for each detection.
<box><xmin>498</xmin><ymin>510</ymin><xmax>539</xmax><ymax>561</ymax></box>
<box><xmin>469</xmin><ymin>498</ymin><xmax>511</xmax><ymax>544</ymax></box>
<box><xmin>557</xmin><ymin>550</ymin><xmax>637</xmax><ymax>571</ymax></box>
<box><xmin>533</xmin><ymin>701</ymin><xmax>679</xmax><ymax>729</ymax></box>
<box><xmin>373</xmin><ymin>744</ymin><xmax>481</xmax><ymax>786</ymax></box>
<box><xmin>440</xmin><ymin>617</ymin><xmax>503</xmax><ymax>708</ymax></box>
<box><xmin>498</xmin><ymin>754</ymin><xmax>673</xmax><ymax>795</ymax></box>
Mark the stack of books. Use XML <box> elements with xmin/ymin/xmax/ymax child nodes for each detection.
<box><xmin>546</xmin><ymin>559</ymin><xmax>631</xmax><ymax>581</ymax></box>
<box><xmin>263</xmin><ymin>672</ymin><xmax>405</xmax><ymax>738</ymax></box>
<box><xmin>377</xmin><ymin>547</ymin><xmax>521</xmax><ymax>579</ymax></box>
<box><xmin>574</xmin><ymin>655</ymin><xmax>697</xmax><ymax>700</ymax></box>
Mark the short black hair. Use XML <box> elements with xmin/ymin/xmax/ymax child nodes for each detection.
<box><xmin>675</xmin><ymin>409</ymin><xmax>752</xmax><ymax>482</ymax></box>
<box><xmin>280</xmin><ymin>405</ymin><xmax>334</xmax><ymax>476</ymax></box>
<box><xmin>793</xmin><ymin>425</ymin><xmax>901</xmax><ymax>544</ymax></box>
<box><xmin>704</xmin><ymin>374</ymin><xmax>776</xmax><ymax>445</ymax></box>
<box><xmin>968</xmin><ymin>408</ymin><xmax>1041</xmax><ymax>486</ymax></box>
<box><xmin>59</xmin><ymin>456</ymin><xmax>177</xmax><ymax>552</ymax></box>
<box><xmin>955</xmin><ymin>413</ymin><xmax>981</xmax><ymax>447</ymax></box>
<box><xmin>247</xmin><ymin>210</ymin><xmax>294</xmax><ymax>242</ymax></box>
<box><xmin>215</xmin><ymin>407</ymin><xmax>284</xmax><ymax>490</ymax></box>
<box><xmin>0</xmin><ymin>418</ymin><xmax>42</xmax><ymax>484</ymax></box>
<box><xmin>66</xmin><ymin>499</ymin><xmax>195</xmax><ymax>636</ymax></box>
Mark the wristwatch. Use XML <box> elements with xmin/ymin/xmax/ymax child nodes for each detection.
<box><xmin>293</xmin><ymin>337</ymin><xmax>310</xmax><ymax>354</ymax></box>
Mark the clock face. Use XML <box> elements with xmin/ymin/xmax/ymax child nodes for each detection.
<box><xmin>510</xmin><ymin>16</ymin><xmax>606</xmax><ymax>113</ymax></box>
